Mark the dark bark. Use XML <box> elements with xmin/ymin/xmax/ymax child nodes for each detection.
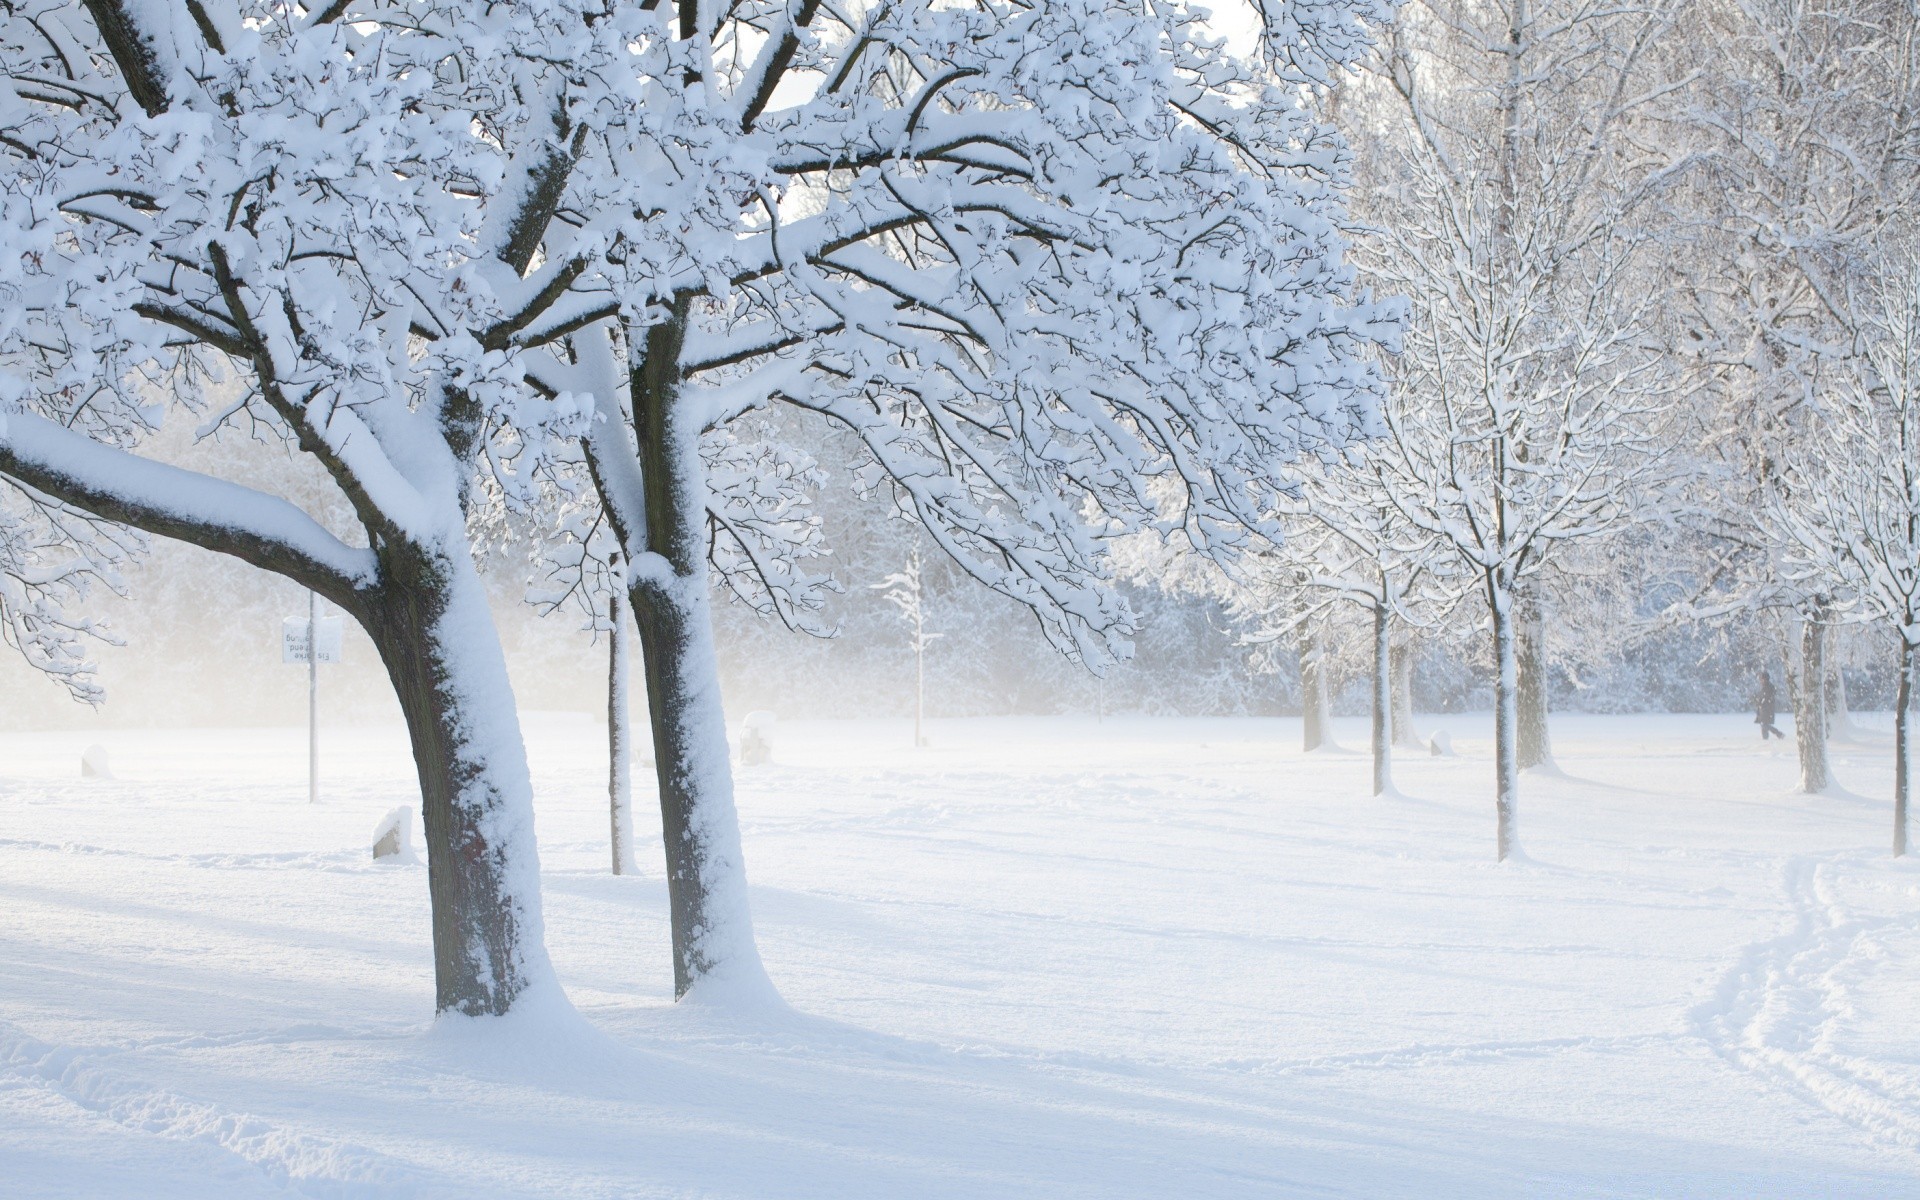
<box><xmin>358</xmin><ymin>543</ymin><xmax>543</xmax><ymax>1016</ymax></box>
<box><xmin>3</xmin><ymin>421</ymin><xmax>547</xmax><ymax>1018</ymax></box>
<box><xmin>497</xmin><ymin>138</ymin><xmax>581</xmax><ymax>278</ymax></box>
<box><xmin>619</xmin><ymin>301</ymin><xmax>759</xmax><ymax>998</ymax></box>
<box><xmin>0</xmin><ymin>422</ymin><xmax>363</xmax><ymax>609</ymax></box>
<box><xmin>629</xmin><ymin>571</ymin><xmax>725</xmax><ymax>997</ymax></box>
<box><xmin>1515</xmin><ymin>585</ymin><xmax>1552</xmax><ymax>770</ymax></box>
<box><xmin>739</xmin><ymin>0</ymin><xmax>824</xmax><ymax>132</ymax></box>
<box><xmin>79</xmin><ymin>0</ymin><xmax>170</xmax><ymax>117</ymax></box>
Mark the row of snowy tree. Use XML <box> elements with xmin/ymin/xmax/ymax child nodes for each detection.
<box><xmin>0</xmin><ymin>0</ymin><xmax>1392</xmax><ymax>1016</ymax></box>
<box><xmin>1147</xmin><ymin>0</ymin><xmax>1920</xmax><ymax>864</ymax></box>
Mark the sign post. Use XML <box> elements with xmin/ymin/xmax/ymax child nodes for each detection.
<box><xmin>283</xmin><ymin>594</ymin><xmax>343</xmax><ymax>803</ymax></box>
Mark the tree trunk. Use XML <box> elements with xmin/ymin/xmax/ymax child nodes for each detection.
<box><xmin>608</xmin><ymin>566</ymin><xmax>637</xmax><ymax>877</ymax></box>
<box><xmin>1515</xmin><ymin>585</ymin><xmax>1553</xmax><ymax>771</ymax></box>
<box><xmin>1797</xmin><ymin>607</ymin><xmax>1830</xmax><ymax>793</ymax></box>
<box><xmin>1372</xmin><ymin>601</ymin><xmax>1392</xmax><ymax>796</ymax></box>
<box><xmin>914</xmin><ymin>613</ymin><xmax>927</xmax><ymax>748</ymax></box>
<box><xmin>625</xmin><ymin>306</ymin><xmax>769</xmax><ymax>1001</ymax></box>
<box><xmin>1302</xmin><ymin>621</ymin><xmax>1330</xmax><ymax>752</ymax></box>
<box><xmin>1829</xmin><ymin>652</ymin><xmax>1858</xmax><ymax>741</ymax></box>
<box><xmin>1490</xmin><ymin>579</ymin><xmax>1519</xmax><ymax>861</ymax></box>
<box><xmin>360</xmin><ymin>543</ymin><xmax>552</xmax><ymax>1016</ymax></box>
<box><xmin>1896</xmin><ymin>638</ymin><xmax>1913</xmax><ymax>858</ymax></box>
<box><xmin>1391</xmin><ymin>637</ymin><xmax>1420</xmax><ymax>749</ymax></box>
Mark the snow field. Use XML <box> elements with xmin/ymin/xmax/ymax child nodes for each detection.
<box><xmin>2</xmin><ymin>713</ymin><xmax>1919</xmax><ymax>1197</ymax></box>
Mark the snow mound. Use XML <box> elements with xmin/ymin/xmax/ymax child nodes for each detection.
<box><xmin>370</xmin><ymin>807</ymin><xmax>416</xmax><ymax>864</ymax></box>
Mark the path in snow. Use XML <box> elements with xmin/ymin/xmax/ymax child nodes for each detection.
<box><xmin>2</xmin><ymin>712</ymin><xmax>1918</xmax><ymax>1197</ymax></box>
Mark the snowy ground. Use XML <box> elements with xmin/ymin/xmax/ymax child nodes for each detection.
<box><xmin>3</xmin><ymin>711</ymin><xmax>1919</xmax><ymax>1198</ymax></box>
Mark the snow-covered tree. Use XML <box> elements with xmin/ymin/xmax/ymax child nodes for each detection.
<box><xmin>527</xmin><ymin>512</ymin><xmax>640</xmax><ymax>875</ymax></box>
<box><xmin>0</xmin><ymin>0</ymin><xmax>638</xmax><ymax>1015</ymax></box>
<box><xmin>1767</xmin><ymin>237</ymin><xmax>1920</xmax><ymax>853</ymax></box>
<box><xmin>1680</xmin><ymin>0</ymin><xmax>1920</xmax><ymax>793</ymax></box>
<box><xmin>522</xmin><ymin>491</ymin><xmax>641</xmax><ymax>875</ymax></box>
<box><xmin>1352</xmin><ymin>0</ymin><xmax>1685</xmax><ymax>858</ymax></box>
<box><xmin>1</xmin><ymin>0</ymin><xmax>1389</xmax><ymax>1010</ymax></box>
<box><xmin>500</xmin><ymin>0</ymin><xmax>1399</xmax><ymax>997</ymax></box>
<box><xmin>1313</xmin><ymin>483</ymin><xmax>1456</xmax><ymax>797</ymax></box>
<box><xmin>1217</xmin><ymin>453</ymin><xmax>1457</xmax><ymax>794</ymax></box>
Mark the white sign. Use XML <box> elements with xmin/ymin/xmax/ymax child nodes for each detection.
<box><xmin>282</xmin><ymin>616</ymin><xmax>345</xmax><ymax>664</ymax></box>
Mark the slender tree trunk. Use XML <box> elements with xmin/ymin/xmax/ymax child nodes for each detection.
<box><xmin>1781</xmin><ymin>621</ymin><xmax>1802</xmax><ymax>729</ymax></box>
<box><xmin>1829</xmin><ymin>652</ymin><xmax>1858</xmax><ymax>741</ymax></box>
<box><xmin>1489</xmin><ymin>0</ymin><xmax>1525</xmax><ymax>854</ymax></box>
<box><xmin>1896</xmin><ymin>638</ymin><xmax>1913</xmax><ymax>858</ymax></box>
<box><xmin>1302</xmin><ymin>622</ymin><xmax>1330</xmax><ymax>752</ymax></box>
<box><xmin>1797</xmin><ymin>605</ymin><xmax>1830</xmax><ymax>793</ymax></box>
<box><xmin>608</xmin><ymin>565</ymin><xmax>637</xmax><ymax>876</ymax></box>
<box><xmin>1372</xmin><ymin>601</ymin><xmax>1392</xmax><ymax>796</ymax></box>
<box><xmin>360</xmin><ymin>542</ymin><xmax>552</xmax><ymax>1016</ymax></box>
<box><xmin>1490</xmin><ymin>578</ymin><xmax>1520</xmax><ymax>861</ymax></box>
<box><xmin>625</xmin><ymin>305</ymin><xmax>768</xmax><ymax>1001</ymax></box>
<box><xmin>1391</xmin><ymin>637</ymin><xmax>1420</xmax><ymax>749</ymax></box>
<box><xmin>1515</xmin><ymin>585</ymin><xmax>1553</xmax><ymax>770</ymax></box>
<box><xmin>914</xmin><ymin>613</ymin><xmax>926</xmax><ymax>748</ymax></box>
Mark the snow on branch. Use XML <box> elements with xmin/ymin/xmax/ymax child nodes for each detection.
<box><xmin>0</xmin><ymin>412</ymin><xmax>377</xmax><ymax>605</ymax></box>
<box><xmin>515</xmin><ymin>0</ymin><xmax>1399</xmax><ymax>665</ymax></box>
<box><xmin>0</xmin><ymin>482</ymin><xmax>137</xmax><ymax>703</ymax></box>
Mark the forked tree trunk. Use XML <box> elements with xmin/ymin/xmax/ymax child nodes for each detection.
<box><xmin>360</xmin><ymin>542</ymin><xmax>552</xmax><ymax>1016</ymax></box>
<box><xmin>624</xmin><ymin>307</ymin><xmax>768</xmax><ymax>1000</ymax></box>
<box><xmin>608</xmin><ymin>565</ymin><xmax>637</xmax><ymax>876</ymax></box>
<box><xmin>1391</xmin><ymin>637</ymin><xmax>1420</xmax><ymax>749</ymax></box>
<box><xmin>1372</xmin><ymin>601</ymin><xmax>1392</xmax><ymax>796</ymax></box>
<box><xmin>1489</xmin><ymin>579</ymin><xmax>1519</xmax><ymax>861</ymax></box>
<box><xmin>1896</xmin><ymin>638</ymin><xmax>1913</xmax><ymax>858</ymax></box>
<box><xmin>1515</xmin><ymin>586</ymin><xmax>1552</xmax><ymax>771</ymax></box>
<box><xmin>1301</xmin><ymin>622</ymin><xmax>1330</xmax><ymax>752</ymax></box>
<box><xmin>1797</xmin><ymin>607</ymin><xmax>1830</xmax><ymax>793</ymax></box>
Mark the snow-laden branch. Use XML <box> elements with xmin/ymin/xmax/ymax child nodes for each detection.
<box><xmin>0</xmin><ymin>412</ymin><xmax>377</xmax><ymax>607</ymax></box>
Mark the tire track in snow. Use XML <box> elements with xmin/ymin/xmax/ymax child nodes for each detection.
<box><xmin>0</xmin><ymin>1023</ymin><xmax>448</xmax><ymax>1198</ymax></box>
<box><xmin>1690</xmin><ymin>853</ymin><xmax>1920</xmax><ymax>1151</ymax></box>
